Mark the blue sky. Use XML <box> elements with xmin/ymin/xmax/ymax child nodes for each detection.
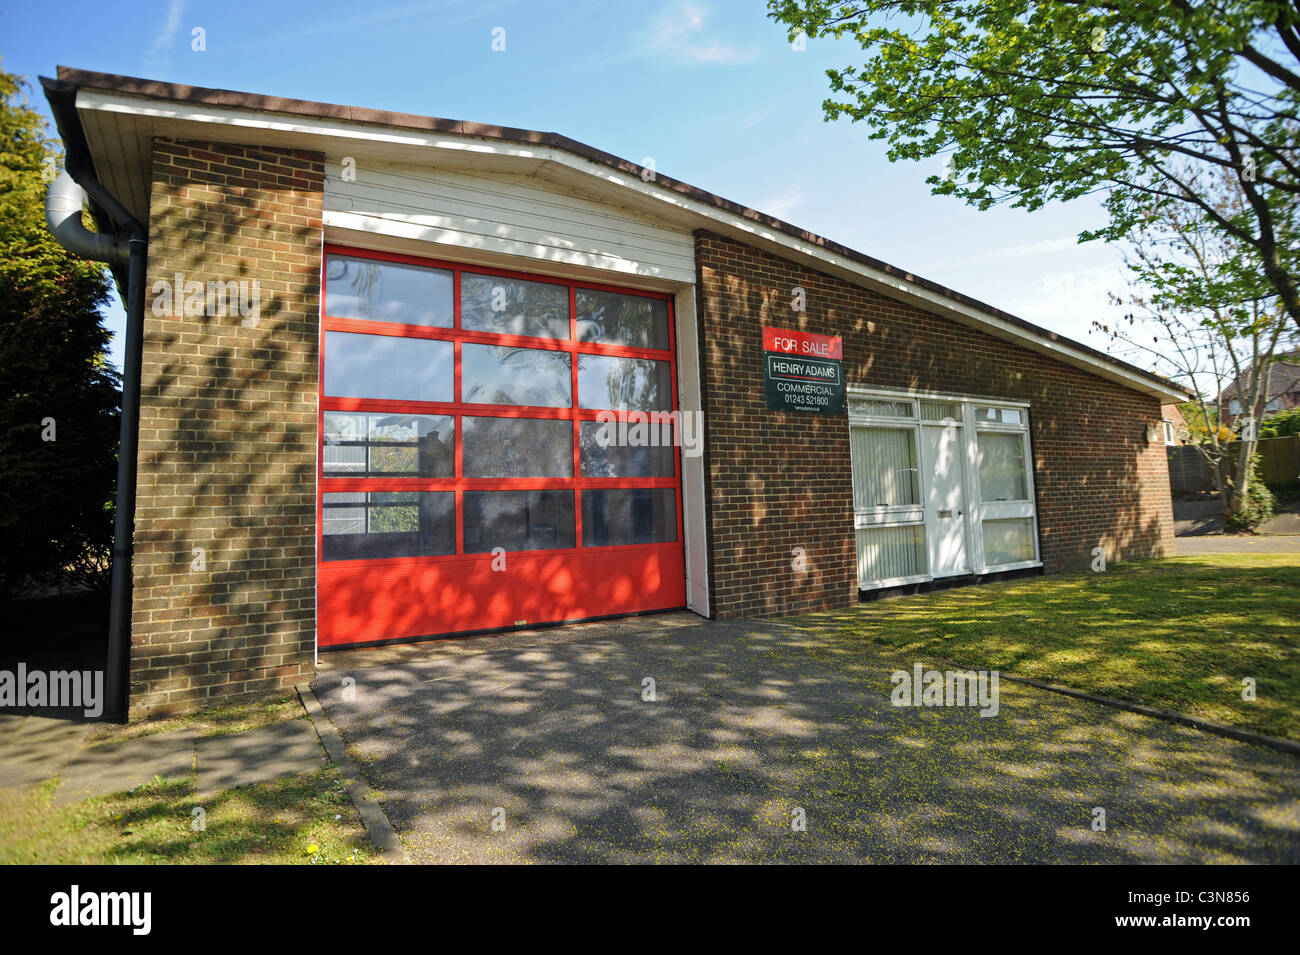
<box><xmin>4</xmin><ymin>0</ymin><xmax>1134</xmax><ymax>373</ymax></box>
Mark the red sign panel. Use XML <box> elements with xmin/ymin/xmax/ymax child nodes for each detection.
<box><xmin>762</xmin><ymin>326</ymin><xmax>843</xmax><ymax>360</ymax></box>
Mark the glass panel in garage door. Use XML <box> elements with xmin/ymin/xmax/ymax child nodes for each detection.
<box><xmin>461</xmin><ymin>274</ymin><xmax>570</xmax><ymax>339</ymax></box>
<box><xmin>578</xmin><ymin>421</ymin><xmax>675</xmax><ymax>477</ymax></box>
<box><xmin>323</xmin><ymin>412</ymin><xmax>454</xmax><ymax>478</ymax></box>
<box><xmin>324</xmin><ymin>331</ymin><xmax>453</xmax><ymax>403</ymax></box>
<box><xmin>462</xmin><ymin>343</ymin><xmax>572</xmax><ymax>407</ymax></box>
<box><xmin>577</xmin><ymin>354</ymin><xmax>672</xmax><ymax>410</ymax></box>
<box><xmin>576</xmin><ymin>289</ymin><xmax>670</xmax><ymax>349</ymax></box>
<box><xmin>581</xmin><ymin>489</ymin><xmax>677</xmax><ymax>546</ymax></box>
<box><xmin>322</xmin><ymin>491</ymin><xmax>455</xmax><ymax>560</ymax></box>
<box><xmin>324</xmin><ymin>254</ymin><xmax>453</xmax><ymax>328</ymax></box>
<box><xmin>462</xmin><ymin>416</ymin><xmax>573</xmax><ymax>478</ymax></box>
<box><xmin>462</xmin><ymin>490</ymin><xmax>576</xmax><ymax>553</ymax></box>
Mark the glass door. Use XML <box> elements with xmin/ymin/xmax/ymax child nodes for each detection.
<box><xmin>849</xmin><ymin>390</ymin><xmax>1039</xmax><ymax>589</ymax></box>
<box><xmin>919</xmin><ymin>416</ymin><xmax>970</xmax><ymax>577</ymax></box>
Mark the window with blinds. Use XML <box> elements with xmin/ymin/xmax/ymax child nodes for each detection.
<box><xmin>848</xmin><ymin>403</ymin><xmax>927</xmax><ymax>585</ymax></box>
<box><xmin>850</xmin><ymin>426</ymin><xmax>920</xmax><ymax>509</ymax></box>
<box><xmin>856</xmin><ymin>525</ymin><xmax>927</xmax><ymax>582</ymax></box>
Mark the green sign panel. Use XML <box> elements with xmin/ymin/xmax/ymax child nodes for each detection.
<box><xmin>762</xmin><ymin>327</ymin><xmax>845</xmax><ymax>415</ymax></box>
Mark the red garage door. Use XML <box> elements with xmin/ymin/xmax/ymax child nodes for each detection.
<box><xmin>316</xmin><ymin>246</ymin><xmax>686</xmax><ymax>648</ymax></box>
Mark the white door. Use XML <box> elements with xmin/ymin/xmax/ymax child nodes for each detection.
<box><xmin>921</xmin><ymin>425</ymin><xmax>969</xmax><ymax>576</ymax></box>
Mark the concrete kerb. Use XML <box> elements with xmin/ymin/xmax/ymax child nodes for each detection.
<box><xmin>759</xmin><ymin>621</ymin><xmax>1300</xmax><ymax>764</ymax></box>
<box><xmin>296</xmin><ymin>684</ymin><xmax>411</xmax><ymax>865</ymax></box>
<box><xmin>989</xmin><ymin>671</ymin><xmax>1300</xmax><ymax>758</ymax></box>
<box><xmin>760</xmin><ymin>617</ymin><xmax>1300</xmax><ymax>758</ymax></box>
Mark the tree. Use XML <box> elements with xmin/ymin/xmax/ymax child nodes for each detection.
<box><xmin>767</xmin><ymin>1</ymin><xmax>1300</xmax><ymax>333</ymax></box>
<box><xmin>0</xmin><ymin>64</ymin><xmax>119</xmax><ymax>600</ymax></box>
<box><xmin>1261</xmin><ymin>406</ymin><xmax>1300</xmax><ymax>434</ymax></box>
<box><xmin>1176</xmin><ymin>399</ymin><xmax>1233</xmax><ymax>442</ymax></box>
<box><xmin>1095</xmin><ymin>161</ymin><xmax>1295</xmax><ymax>528</ymax></box>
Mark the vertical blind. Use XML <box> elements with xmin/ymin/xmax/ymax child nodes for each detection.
<box><xmin>850</xmin><ymin>427</ymin><xmax>920</xmax><ymax>509</ymax></box>
<box><xmin>856</xmin><ymin>525</ymin><xmax>927</xmax><ymax>581</ymax></box>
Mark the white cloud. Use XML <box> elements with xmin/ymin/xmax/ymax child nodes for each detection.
<box><xmin>263</xmin><ymin>0</ymin><xmax>508</xmax><ymax>49</ymax></box>
<box><xmin>642</xmin><ymin>2</ymin><xmax>758</xmax><ymax>65</ymax></box>
<box><xmin>145</xmin><ymin>0</ymin><xmax>189</xmax><ymax>71</ymax></box>
<box><xmin>753</xmin><ymin>185</ymin><xmax>806</xmax><ymax>221</ymax></box>
<box><xmin>970</xmin><ymin>236</ymin><xmax>1084</xmax><ymax>261</ymax></box>
<box><xmin>996</xmin><ymin>263</ymin><xmax>1129</xmax><ymax>344</ymax></box>
<box><xmin>732</xmin><ymin>109</ymin><xmax>769</xmax><ymax>131</ymax></box>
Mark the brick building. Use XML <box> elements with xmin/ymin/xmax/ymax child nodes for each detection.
<box><xmin>43</xmin><ymin>68</ymin><xmax>1186</xmax><ymax>719</ymax></box>
<box><xmin>1217</xmin><ymin>350</ymin><xmax>1300</xmax><ymax>426</ymax></box>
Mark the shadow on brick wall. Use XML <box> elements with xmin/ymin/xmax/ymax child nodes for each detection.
<box><xmin>129</xmin><ymin>139</ymin><xmax>324</xmax><ymax>718</ymax></box>
<box><xmin>695</xmin><ymin>231</ymin><xmax>1173</xmax><ymax>619</ymax></box>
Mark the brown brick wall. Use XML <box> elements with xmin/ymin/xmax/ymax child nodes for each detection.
<box><xmin>695</xmin><ymin>230</ymin><xmax>1175</xmax><ymax>619</ymax></box>
<box><xmin>130</xmin><ymin>137</ymin><xmax>324</xmax><ymax>718</ymax></box>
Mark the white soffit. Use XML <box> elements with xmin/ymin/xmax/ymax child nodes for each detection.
<box><xmin>73</xmin><ymin>88</ymin><xmax>1186</xmax><ymax>402</ymax></box>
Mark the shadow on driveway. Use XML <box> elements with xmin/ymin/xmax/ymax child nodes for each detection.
<box><xmin>314</xmin><ymin>616</ymin><xmax>1300</xmax><ymax>864</ymax></box>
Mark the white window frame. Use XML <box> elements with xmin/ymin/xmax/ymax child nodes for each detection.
<box><xmin>848</xmin><ymin>386</ymin><xmax>1042</xmax><ymax>588</ymax></box>
<box><xmin>847</xmin><ymin>397</ymin><xmax>928</xmax><ymax>587</ymax></box>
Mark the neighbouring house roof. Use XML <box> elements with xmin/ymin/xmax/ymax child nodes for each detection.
<box><xmin>1217</xmin><ymin>351</ymin><xmax>1300</xmax><ymax>404</ymax></box>
<box><xmin>42</xmin><ymin>65</ymin><xmax>1189</xmax><ymax>402</ymax></box>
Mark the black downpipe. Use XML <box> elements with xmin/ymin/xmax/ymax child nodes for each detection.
<box><xmin>104</xmin><ymin>237</ymin><xmax>147</xmax><ymax>722</ymax></box>
<box><xmin>42</xmin><ymin>76</ymin><xmax>146</xmax><ymax>722</ymax></box>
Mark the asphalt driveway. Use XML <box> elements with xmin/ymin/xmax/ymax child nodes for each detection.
<box><xmin>314</xmin><ymin>615</ymin><xmax>1300</xmax><ymax>864</ymax></box>
<box><xmin>1177</xmin><ymin>534</ymin><xmax>1300</xmax><ymax>554</ymax></box>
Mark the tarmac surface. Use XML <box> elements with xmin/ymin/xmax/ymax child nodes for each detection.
<box><xmin>0</xmin><ymin>714</ymin><xmax>327</xmax><ymax>803</ymax></box>
<box><xmin>315</xmin><ymin>614</ymin><xmax>1300</xmax><ymax>864</ymax></box>
<box><xmin>1176</xmin><ymin>535</ymin><xmax>1300</xmax><ymax>554</ymax></box>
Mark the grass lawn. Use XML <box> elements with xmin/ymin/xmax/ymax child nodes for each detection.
<box><xmin>0</xmin><ymin>765</ymin><xmax>376</xmax><ymax>865</ymax></box>
<box><xmin>785</xmin><ymin>554</ymin><xmax>1299</xmax><ymax>741</ymax></box>
<box><xmin>1</xmin><ymin>694</ymin><xmax>379</xmax><ymax>864</ymax></box>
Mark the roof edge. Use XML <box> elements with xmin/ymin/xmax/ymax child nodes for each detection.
<box><xmin>50</xmin><ymin>65</ymin><xmax>1190</xmax><ymax>399</ymax></box>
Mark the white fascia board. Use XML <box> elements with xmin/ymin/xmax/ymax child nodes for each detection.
<box><xmin>76</xmin><ymin>88</ymin><xmax>1185</xmax><ymax>402</ymax></box>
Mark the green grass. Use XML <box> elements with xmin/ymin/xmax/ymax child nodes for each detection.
<box><xmin>0</xmin><ymin>767</ymin><xmax>376</xmax><ymax>864</ymax></box>
<box><xmin>4</xmin><ymin>695</ymin><xmax>379</xmax><ymax>864</ymax></box>
<box><xmin>784</xmin><ymin>554</ymin><xmax>1300</xmax><ymax>741</ymax></box>
<box><xmin>85</xmin><ymin>695</ymin><xmax>305</xmax><ymax>745</ymax></box>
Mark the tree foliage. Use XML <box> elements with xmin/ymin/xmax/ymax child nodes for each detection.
<box><xmin>1261</xmin><ymin>405</ymin><xmax>1300</xmax><ymax>434</ymax></box>
<box><xmin>767</xmin><ymin>0</ymin><xmax>1300</xmax><ymax>331</ymax></box>
<box><xmin>0</xmin><ymin>64</ymin><xmax>119</xmax><ymax>600</ymax></box>
<box><xmin>1095</xmin><ymin>158</ymin><xmax>1295</xmax><ymax>528</ymax></box>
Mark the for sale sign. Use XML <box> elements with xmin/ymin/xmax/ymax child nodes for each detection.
<box><xmin>762</xmin><ymin>327</ymin><xmax>845</xmax><ymax>414</ymax></box>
